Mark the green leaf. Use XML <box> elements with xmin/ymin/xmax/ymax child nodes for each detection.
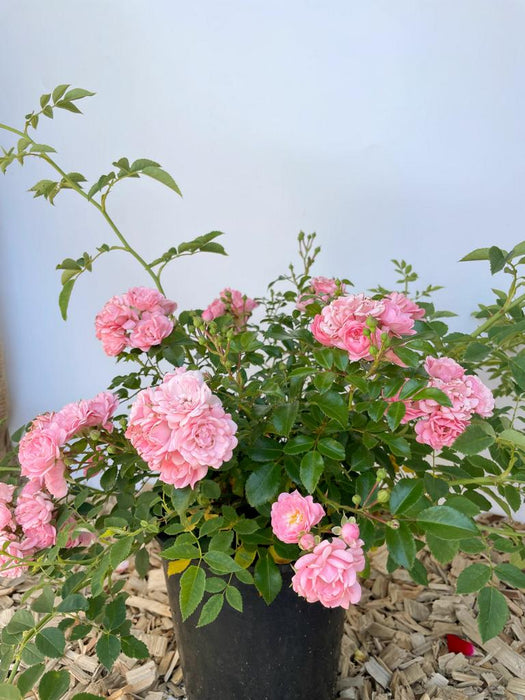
<box><xmin>0</xmin><ymin>684</ymin><xmax>21</xmax><ymax>700</ymax></box>
<box><xmin>284</xmin><ymin>435</ymin><xmax>315</xmax><ymax>455</ymax></box>
<box><xmin>408</xmin><ymin>559</ymin><xmax>428</xmax><ymax>586</ymax></box>
<box><xmin>452</xmin><ymin>423</ymin><xmax>495</xmax><ymax>455</ymax></box>
<box><xmin>70</xmin><ymin>623</ymin><xmax>92</xmax><ymax>641</ymax></box>
<box><xmin>204</xmin><ymin>551</ymin><xmax>241</xmax><ymax>574</ymax></box>
<box><xmin>386</xmin><ymin>402</ymin><xmax>406</xmax><ymax>431</ymax></box>
<box><xmin>7</xmin><ymin>609</ymin><xmax>34</xmax><ymax>634</ymax></box>
<box><xmin>460</xmin><ymin>247</ymin><xmax>490</xmax><ymax>262</ymax></box>
<box><xmin>52</xmin><ymin>84</ymin><xmax>70</xmax><ymax>102</ymax></box>
<box><xmin>411</xmin><ymin>387</ymin><xmax>452</xmax><ymax>407</ymax></box>
<box><xmin>35</xmin><ymin>628</ymin><xmax>66</xmax><ymax>658</ymax></box>
<box><xmin>385</xmin><ymin>522</ymin><xmax>416</xmax><ymax>569</ymax></box>
<box><xmin>254</xmin><ymin>551</ymin><xmax>282</xmax><ymax>605</ymax></box>
<box><xmin>141</xmin><ymin>166</ymin><xmax>182</xmax><ymax>195</ymax></box>
<box><xmin>38</xmin><ymin>671</ymin><xmax>70</xmax><ymax>700</ymax></box>
<box><xmin>317</xmin><ymin>437</ymin><xmax>345</xmax><ymax>461</ymax></box>
<box><xmin>208</xmin><ymin>530</ymin><xmax>234</xmax><ymax>552</ymax></box>
<box><xmin>109</xmin><ymin>535</ymin><xmax>134</xmax><ymax>569</ymax></box>
<box><xmin>300</xmin><ymin>451</ymin><xmax>324</xmax><ymax>493</ymax></box>
<box><xmin>494</xmin><ymin>563</ymin><xmax>525</xmax><ymax>589</ymax></box>
<box><xmin>179</xmin><ymin>565</ymin><xmax>206</xmax><ymax>621</ymax></box>
<box><xmin>418</xmin><ymin>506</ymin><xmax>479</xmax><ymax>539</ymax></box>
<box><xmin>31</xmin><ymin>586</ymin><xmax>55</xmax><ymax>613</ymax></box>
<box><xmin>59</xmin><ymin>279</ymin><xmax>75</xmax><ymax>320</ymax></box>
<box><xmin>62</xmin><ymin>88</ymin><xmax>95</xmax><ymax>101</ymax></box>
<box><xmin>270</xmin><ymin>403</ymin><xmax>299</xmax><ymax>436</ymax></box>
<box><xmin>398</xmin><ymin>378</ymin><xmax>428</xmax><ymax>400</ymax></box>
<box><xmin>367</xmin><ymin>400</ymin><xmax>387</xmax><ymax>422</ymax></box>
<box><xmin>17</xmin><ymin>663</ymin><xmax>45</xmax><ymax>696</ymax></box>
<box><xmin>426</xmin><ymin>534</ymin><xmax>459</xmax><ymax>563</ymax></box>
<box><xmin>489</xmin><ymin>246</ymin><xmax>506</xmax><ymax>274</ymax></box>
<box><xmin>205</xmin><ymin>577</ymin><xmax>227</xmax><ymax>593</ymax></box>
<box><xmin>390</xmin><ymin>479</ymin><xmax>424</xmax><ymax>515</ymax></box>
<box><xmin>103</xmin><ymin>596</ymin><xmax>127</xmax><ymax>630</ymax></box>
<box><xmin>197</xmin><ymin>594</ymin><xmax>224</xmax><ymax>627</ymax></box>
<box><xmin>57</xmin><ymin>594</ymin><xmax>88</xmax><ymax>613</ymax></box>
<box><xmin>310</xmin><ymin>390</ymin><xmax>348</xmax><ymax>428</ymax></box>
<box><xmin>29</xmin><ymin>143</ymin><xmax>57</xmax><ymax>154</ymax></box>
<box><xmin>509</xmin><ymin>240</ymin><xmax>525</xmax><ymax>259</ymax></box>
<box><xmin>121</xmin><ymin>635</ymin><xmax>149</xmax><ymax>659</ymax></box>
<box><xmin>477</xmin><ymin>587</ymin><xmax>509</xmax><ymax>642</ymax></box>
<box><xmin>499</xmin><ymin>428</ymin><xmax>525</xmax><ymax>452</ymax></box>
<box><xmin>456</xmin><ymin>563</ymin><xmax>491</xmax><ymax>593</ymax></box>
<box><xmin>135</xmin><ymin>548</ymin><xmax>150</xmax><ymax>578</ymax></box>
<box><xmin>463</xmin><ymin>342</ymin><xmax>490</xmax><ymax>362</ymax></box>
<box><xmin>225</xmin><ymin>586</ymin><xmax>243</xmax><ymax>612</ymax></box>
<box><xmin>245</xmin><ymin>463</ymin><xmax>281</xmax><ymax>507</ymax></box>
<box><xmin>55</xmin><ymin>100</ymin><xmax>82</xmax><ymax>114</ymax></box>
<box><xmin>96</xmin><ymin>634</ymin><xmax>121</xmax><ymax>670</ymax></box>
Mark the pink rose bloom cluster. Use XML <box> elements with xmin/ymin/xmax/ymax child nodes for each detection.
<box><xmin>311</xmin><ymin>292</ymin><xmax>425</xmax><ymax>362</ymax></box>
<box><xmin>18</xmin><ymin>391</ymin><xmax>119</xmax><ymax>498</ymax></box>
<box><xmin>202</xmin><ymin>288</ymin><xmax>257</xmax><ymax>328</ymax></box>
<box><xmin>296</xmin><ymin>277</ymin><xmax>346</xmax><ymax>311</ymax></box>
<box><xmin>399</xmin><ymin>356</ymin><xmax>495</xmax><ymax>450</ymax></box>
<box><xmin>126</xmin><ymin>368</ymin><xmax>238</xmax><ymax>489</ymax></box>
<box><xmin>270</xmin><ymin>490</ymin><xmax>325</xmax><ymax>545</ymax></box>
<box><xmin>0</xmin><ymin>480</ymin><xmax>95</xmax><ymax>578</ymax></box>
<box><xmin>0</xmin><ymin>390</ymin><xmax>118</xmax><ymax>577</ymax></box>
<box><xmin>95</xmin><ymin>286</ymin><xmax>177</xmax><ymax>356</ymax></box>
<box><xmin>291</xmin><ymin>523</ymin><xmax>366</xmax><ymax>609</ymax></box>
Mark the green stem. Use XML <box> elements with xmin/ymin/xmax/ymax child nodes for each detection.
<box><xmin>0</xmin><ymin>122</ymin><xmax>165</xmax><ymax>294</ymax></box>
<box><xmin>470</xmin><ymin>270</ymin><xmax>518</xmax><ymax>338</ymax></box>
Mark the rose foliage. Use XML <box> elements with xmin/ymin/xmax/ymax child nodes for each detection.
<box><xmin>0</xmin><ymin>86</ymin><xmax>525</xmax><ymax>699</ymax></box>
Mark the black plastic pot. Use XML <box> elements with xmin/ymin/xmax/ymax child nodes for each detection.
<box><xmin>163</xmin><ymin>562</ymin><xmax>345</xmax><ymax>700</ymax></box>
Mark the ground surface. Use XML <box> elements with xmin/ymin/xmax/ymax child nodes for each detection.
<box><xmin>1</xmin><ymin>518</ymin><xmax>524</xmax><ymax>700</ymax></box>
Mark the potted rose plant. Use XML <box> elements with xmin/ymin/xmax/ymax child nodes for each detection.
<box><xmin>0</xmin><ymin>86</ymin><xmax>524</xmax><ymax>700</ymax></box>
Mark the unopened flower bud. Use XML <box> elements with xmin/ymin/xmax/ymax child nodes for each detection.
<box><xmin>88</xmin><ymin>429</ymin><xmax>101</xmax><ymax>441</ymax></box>
<box><xmin>377</xmin><ymin>489</ymin><xmax>390</xmax><ymax>504</ymax></box>
<box><xmin>387</xmin><ymin>519</ymin><xmax>399</xmax><ymax>529</ymax></box>
<box><xmin>376</xmin><ymin>468</ymin><xmax>387</xmax><ymax>481</ymax></box>
<box><xmin>352</xmin><ymin>494</ymin><xmax>361</xmax><ymax>505</ymax></box>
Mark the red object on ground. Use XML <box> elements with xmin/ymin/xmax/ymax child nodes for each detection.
<box><xmin>446</xmin><ymin>634</ymin><xmax>475</xmax><ymax>656</ymax></box>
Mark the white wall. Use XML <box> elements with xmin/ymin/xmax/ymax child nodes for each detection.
<box><xmin>1</xmin><ymin>0</ymin><xmax>525</xmax><ymax>430</ymax></box>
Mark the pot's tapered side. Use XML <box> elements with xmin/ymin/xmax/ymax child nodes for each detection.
<box><xmin>163</xmin><ymin>563</ymin><xmax>345</xmax><ymax>700</ymax></box>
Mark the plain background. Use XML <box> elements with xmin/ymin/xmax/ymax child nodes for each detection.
<box><xmin>1</xmin><ymin>1</ymin><xmax>525</xmax><ymax>431</ymax></box>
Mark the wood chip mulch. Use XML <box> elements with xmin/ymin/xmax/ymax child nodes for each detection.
<box><xmin>1</xmin><ymin>518</ymin><xmax>525</xmax><ymax>700</ymax></box>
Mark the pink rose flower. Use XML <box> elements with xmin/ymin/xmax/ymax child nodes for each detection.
<box><xmin>155</xmin><ymin>370</ymin><xmax>219</xmax><ymax>425</ymax></box>
<box><xmin>296</xmin><ymin>277</ymin><xmax>346</xmax><ymax>310</ymax></box>
<box><xmin>424</xmin><ymin>356</ymin><xmax>465</xmax><ymax>382</ymax></box>
<box><xmin>0</xmin><ymin>483</ymin><xmax>15</xmax><ymax>504</ymax></box>
<box><xmin>0</xmin><ymin>535</ymin><xmax>26</xmax><ymax>578</ymax></box>
<box><xmin>415</xmin><ymin>413</ymin><xmax>469</xmax><ymax>450</ymax></box>
<box><xmin>271</xmin><ymin>491</ymin><xmax>325</xmax><ymax>544</ymax></box>
<box><xmin>340</xmin><ymin>320</ymin><xmax>373</xmax><ymax>361</ymax></box>
<box><xmin>95</xmin><ymin>288</ymin><xmax>176</xmax><ymax>356</ymax></box>
<box><xmin>157</xmin><ymin>452</ymin><xmax>209</xmax><ymax>489</ymax></box>
<box><xmin>463</xmin><ymin>375</ymin><xmax>494</xmax><ymax>418</ymax></box>
<box><xmin>126</xmin><ymin>286</ymin><xmax>177</xmax><ymax>315</ymax></box>
<box><xmin>15</xmin><ymin>481</ymin><xmax>54</xmax><ymax>532</ymax></box>
<box><xmin>20</xmin><ymin>523</ymin><xmax>56</xmax><ymax>553</ymax></box>
<box><xmin>292</xmin><ymin>537</ymin><xmax>364</xmax><ymax>608</ymax></box>
<box><xmin>63</xmin><ymin>518</ymin><xmax>96</xmax><ymax>548</ymax></box>
<box><xmin>129</xmin><ymin>313</ymin><xmax>174</xmax><ymax>352</ymax></box>
<box><xmin>174</xmin><ymin>406</ymin><xmax>238</xmax><ymax>470</ymax></box>
<box><xmin>84</xmin><ymin>391</ymin><xmax>120</xmax><ymax>430</ymax></box>
<box><xmin>126</xmin><ymin>371</ymin><xmax>238</xmax><ymax>489</ymax></box>
<box><xmin>379</xmin><ymin>298</ymin><xmax>416</xmax><ymax>337</ymax></box>
<box><xmin>299</xmin><ymin>533</ymin><xmax>316</xmax><ymax>550</ymax></box>
<box><xmin>311</xmin><ymin>295</ymin><xmax>384</xmax><ymax>351</ymax></box>
<box><xmin>18</xmin><ymin>424</ymin><xmax>63</xmax><ymax>482</ymax></box>
<box><xmin>0</xmin><ymin>504</ymin><xmax>14</xmax><ymax>531</ymax></box>
<box><xmin>386</xmin><ymin>292</ymin><xmax>425</xmax><ymax>321</ymax></box>
<box><xmin>202</xmin><ymin>288</ymin><xmax>257</xmax><ymax>326</ymax></box>
<box><xmin>341</xmin><ymin>522</ymin><xmax>360</xmax><ymax>545</ymax></box>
